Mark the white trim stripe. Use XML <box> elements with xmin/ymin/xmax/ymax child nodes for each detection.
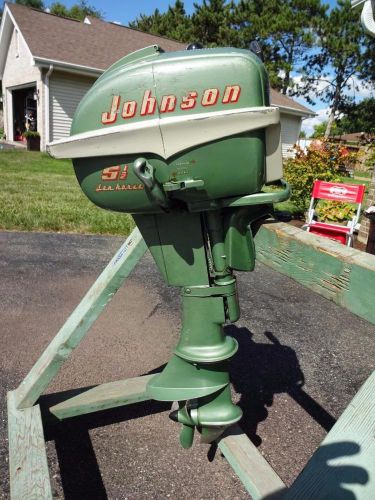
<box><xmin>47</xmin><ymin>106</ymin><xmax>280</xmax><ymax>160</ymax></box>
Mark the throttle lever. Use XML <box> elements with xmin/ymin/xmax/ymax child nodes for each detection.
<box><xmin>133</xmin><ymin>157</ymin><xmax>169</xmax><ymax>210</ymax></box>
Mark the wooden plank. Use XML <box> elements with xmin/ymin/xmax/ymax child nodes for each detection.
<box><xmin>218</xmin><ymin>424</ymin><xmax>286</xmax><ymax>499</ymax></box>
<box><xmin>254</xmin><ymin>222</ymin><xmax>375</xmax><ymax>325</ymax></box>
<box><xmin>7</xmin><ymin>391</ymin><xmax>52</xmax><ymax>500</ymax></box>
<box><xmin>14</xmin><ymin>227</ymin><xmax>148</xmax><ymax>410</ymax></box>
<box><xmin>50</xmin><ymin>374</ymin><xmax>155</xmax><ymax>420</ymax></box>
<box><xmin>285</xmin><ymin>371</ymin><xmax>375</xmax><ymax>499</ymax></box>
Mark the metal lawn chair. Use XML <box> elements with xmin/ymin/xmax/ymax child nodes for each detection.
<box><xmin>304</xmin><ymin>180</ymin><xmax>366</xmax><ymax>247</ymax></box>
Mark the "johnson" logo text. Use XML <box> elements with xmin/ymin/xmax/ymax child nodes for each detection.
<box><xmin>101</xmin><ymin>85</ymin><xmax>241</xmax><ymax>125</ymax></box>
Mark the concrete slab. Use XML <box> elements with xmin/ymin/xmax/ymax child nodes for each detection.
<box><xmin>0</xmin><ymin>231</ymin><xmax>374</xmax><ymax>499</ymax></box>
<box><xmin>0</xmin><ymin>140</ymin><xmax>26</xmax><ymax>150</ymax></box>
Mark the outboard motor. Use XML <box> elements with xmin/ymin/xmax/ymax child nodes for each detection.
<box><xmin>48</xmin><ymin>45</ymin><xmax>289</xmax><ymax>448</ymax></box>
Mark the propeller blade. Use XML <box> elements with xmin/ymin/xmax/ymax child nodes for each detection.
<box><xmin>199</xmin><ymin>426</ymin><xmax>227</xmax><ymax>444</ymax></box>
<box><xmin>180</xmin><ymin>424</ymin><xmax>195</xmax><ymax>449</ymax></box>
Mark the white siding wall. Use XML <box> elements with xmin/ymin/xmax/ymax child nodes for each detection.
<box><xmin>2</xmin><ymin>27</ymin><xmax>42</xmax><ymax>141</ymax></box>
<box><xmin>50</xmin><ymin>72</ymin><xmax>96</xmax><ymax>141</ymax></box>
<box><xmin>280</xmin><ymin>112</ymin><xmax>302</xmax><ymax>158</ymax></box>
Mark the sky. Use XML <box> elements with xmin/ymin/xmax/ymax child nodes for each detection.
<box><xmin>57</xmin><ymin>0</ymin><xmax>339</xmax><ymax>25</ymax></box>
<box><xmin>54</xmin><ymin>0</ymin><xmax>371</xmax><ymax>135</ymax></box>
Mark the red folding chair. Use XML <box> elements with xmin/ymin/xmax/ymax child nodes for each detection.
<box><xmin>304</xmin><ymin>180</ymin><xmax>366</xmax><ymax>247</ymax></box>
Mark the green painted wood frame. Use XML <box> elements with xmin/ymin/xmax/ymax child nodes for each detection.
<box><xmin>254</xmin><ymin>222</ymin><xmax>375</xmax><ymax>326</ymax></box>
<box><xmin>7</xmin><ymin>222</ymin><xmax>375</xmax><ymax>499</ymax></box>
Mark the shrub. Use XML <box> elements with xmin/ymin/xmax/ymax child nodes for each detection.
<box><xmin>317</xmin><ymin>201</ymin><xmax>356</xmax><ymax>223</ymax></box>
<box><xmin>23</xmin><ymin>130</ymin><xmax>40</xmax><ymax>139</ymax></box>
<box><xmin>283</xmin><ymin>141</ymin><xmax>358</xmax><ymax>211</ymax></box>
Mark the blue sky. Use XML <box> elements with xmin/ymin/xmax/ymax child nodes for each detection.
<box><xmin>52</xmin><ymin>1</ymin><xmax>370</xmax><ymax>135</ymax></box>
<box><xmin>55</xmin><ymin>0</ymin><xmax>339</xmax><ymax>25</ymax></box>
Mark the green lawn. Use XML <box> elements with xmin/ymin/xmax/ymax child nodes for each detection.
<box><xmin>0</xmin><ymin>150</ymin><xmax>134</xmax><ymax>235</ymax></box>
<box><xmin>339</xmin><ymin>175</ymin><xmax>371</xmax><ymax>187</ymax></box>
<box><xmin>353</xmin><ymin>170</ymin><xmax>373</xmax><ymax>179</ymax></box>
<box><xmin>0</xmin><ymin>150</ymin><xmax>371</xmax><ymax>233</ymax></box>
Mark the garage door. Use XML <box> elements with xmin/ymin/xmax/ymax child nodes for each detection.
<box><xmin>50</xmin><ymin>73</ymin><xmax>96</xmax><ymax>141</ymax></box>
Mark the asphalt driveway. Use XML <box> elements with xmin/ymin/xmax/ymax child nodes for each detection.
<box><xmin>0</xmin><ymin>231</ymin><xmax>374</xmax><ymax>499</ymax></box>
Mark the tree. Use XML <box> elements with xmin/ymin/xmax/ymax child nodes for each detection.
<box><xmin>15</xmin><ymin>0</ymin><xmax>44</xmax><ymax>8</ymax></box>
<box><xmin>310</xmin><ymin>121</ymin><xmax>327</xmax><ymax>138</ymax></box>
<box><xmin>129</xmin><ymin>9</ymin><xmax>165</xmax><ymax>35</ymax></box>
<box><xmin>69</xmin><ymin>0</ymin><xmax>103</xmax><ymax>21</ymax></box>
<box><xmin>360</xmin><ymin>37</ymin><xmax>375</xmax><ymax>86</ymax></box>
<box><xmin>337</xmin><ymin>98</ymin><xmax>375</xmax><ymax>134</ymax></box>
<box><xmin>233</xmin><ymin>0</ymin><xmax>327</xmax><ymax>93</ymax></box>
<box><xmin>129</xmin><ymin>1</ymin><xmax>192</xmax><ymax>42</ymax></box>
<box><xmin>190</xmin><ymin>0</ymin><xmax>239</xmax><ymax>47</ymax></box>
<box><xmin>50</xmin><ymin>0</ymin><xmax>103</xmax><ymax>20</ymax></box>
<box><xmin>49</xmin><ymin>2</ymin><xmax>69</xmax><ymax>17</ymax></box>
<box><xmin>297</xmin><ymin>0</ymin><xmax>368</xmax><ymax>138</ymax></box>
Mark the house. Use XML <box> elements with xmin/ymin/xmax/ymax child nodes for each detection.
<box><xmin>0</xmin><ymin>2</ymin><xmax>314</xmax><ymax>154</ymax></box>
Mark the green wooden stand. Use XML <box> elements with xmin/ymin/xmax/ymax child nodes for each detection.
<box><xmin>7</xmin><ymin>224</ymin><xmax>375</xmax><ymax>499</ymax></box>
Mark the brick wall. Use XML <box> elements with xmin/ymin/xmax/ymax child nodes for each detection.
<box><xmin>358</xmin><ymin>168</ymin><xmax>375</xmax><ymax>244</ymax></box>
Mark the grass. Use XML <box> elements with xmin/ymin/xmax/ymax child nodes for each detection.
<box><xmin>339</xmin><ymin>175</ymin><xmax>371</xmax><ymax>187</ymax></box>
<box><xmin>0</xmin><ymin>150</ymin><xmax>372</xmax><ymax>234</ymax></box>
<box><xmin>0</xmin><ymin>150</ymin><xmax>134</xmax><ymax>235</ymax></box>
<box><xmin>353</xmin><ymin>170</ymin><xmax>373</xmax><ymax>179</ymax></box>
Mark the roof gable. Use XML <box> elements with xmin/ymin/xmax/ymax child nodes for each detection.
<box><xmin>270</xmin><ymin>89</ymin><xmax>314</xmax><ymax>116</ymax></box>
<box><xmin>5</xmin><ymin>2</ymin><xmax>185</xmax><ymax>71</ymax></box>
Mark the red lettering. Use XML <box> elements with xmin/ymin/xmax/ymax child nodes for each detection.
<box><xmin>222</xmin><ymin>85</ymin><xmax>241</xmax><ymax>104</ymax></box>
<box><xmin>102</xmin><ymin>166</ymin><xmax>121</xmax><ymax>181</ymax></box>
<box><xmin>101</xmin><ymin>95</ymin><xmax>120</xmax><ymax>125</ymax></box>
<box><xmin>202</xmin><ymin>88</ymin><xmax>219</xmax><ymax>107</ymax></box>
<box><xmin>119</xmin><ymin>165</ymin><xmax>129</xmax><ymax>180</ymax></box>
<box><xmin>140</xmin><ymin>90</ymin><xmax>156</xmax><ymax>116</ymax></box>
<box><xmin>160</xmin><ymin>95</ymin><xmax>177</xmax><ymax>113</ymax></box>
<box><xmin>181</xmin><ymin>91</ymin><xmax>198</xmax><ymax>110</ymax></box>
<box><xmin>122</xmin><ymin>101</ymin><xmax>137</xmax><ymax>119</ymax></box>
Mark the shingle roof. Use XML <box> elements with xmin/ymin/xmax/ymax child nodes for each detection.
<box><xmin>6</xmin><ymin>2</ymin><xmax>314</xmax><ymax>115</ymax></box>
<box><xmin>270</xmin><ymin>89</ymin><xmax>314</xmax><ymax>115</ymax></box>
<box><xmin>7</xmin><ymin>2</ymin><xmax>185</xmax><ymax>70</ymax></box>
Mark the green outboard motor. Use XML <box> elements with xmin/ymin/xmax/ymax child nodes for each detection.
<box><xmin>48</xmin><ymin>45</ymin><xmax>289</xmax><ymax>448</ymax></box>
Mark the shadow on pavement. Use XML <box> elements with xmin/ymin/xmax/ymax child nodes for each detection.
<box><xmin>39</xmin><ymin>330</ymin><xmax>339</xmax><ymax>499</ymax></box>
<box><xmin>40</xmin><ymin>366</ymin><xmax>170</xmax><ymax>500</ymax></box>
<box><xmin>228</xmin><ymin>326</ymin><xmax>336</xmax><ymax>446</ymax></box>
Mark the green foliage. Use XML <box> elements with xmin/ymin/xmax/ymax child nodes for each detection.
<box><xmin>233</xmin><ymin>0</ymin><xmax>327</xmax><ymax>93</ymax></box>
<box><xmin>310</xmin><ymin>99</ymin><xmax>375</xmax><ymax>138</ymax></box>
<box><xmin>129</xmin><ymin>0</ymin><xmax>327</xmax><ymax>91</ymax></box>
<box><xmin>50</xmin><ymin>0</ymin><xmax>103</xmax><ymax>20</ymax></box>
<box><xmin>49</xmin><ymin>2</ymin><xmax>69</xmax><ymax>17</ymax></box>
<box><xmin>361</xmin><ymin>36</ymin><xmax>375</xmax><ymax>86</ymax></box>
<box><xmin>337</xmin><ymin>99</ymin><xmax>375</xmax><ymax>135</ymax></box>
<box><xmin>129</xmin><ymin>1</ymin><xmax>192</xmax><ymax>42</ymax></box>
<box><xmin>296</xmin><ymin>0</ymin><xmax>368</xmax><ymax>137</ymax></box>
<box><xmin>23</xmin><ymin>130</ymin><xmax>40</xmax><ymax>138</ymax></box>
<box><xmin>15</xmin><ymin>0</ymin><xmax>44</xmax><ymax>9</ymax></box>
<box><xmin>191</xmin><ymin>0</ymin><xmax>239</xmax><ymax>47</ymax></box>
<box><xmin>316</xmin><ymin>200</ymin><xmax>356</xmax><ymax>223</ymax></box>
<box><xmin>69</xmin><ymin>0</ymin><xmax>103</xmax><ymax>20</ymax></box>
<box><xmin>311</xmin><ymin>122</ymin><xmax>327</xmax><ymax>138</ymax></box>
<box><xmin>283</xmin><ymin>141</ymin><xmax>355</xmax><ymax>210</ymax></box>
